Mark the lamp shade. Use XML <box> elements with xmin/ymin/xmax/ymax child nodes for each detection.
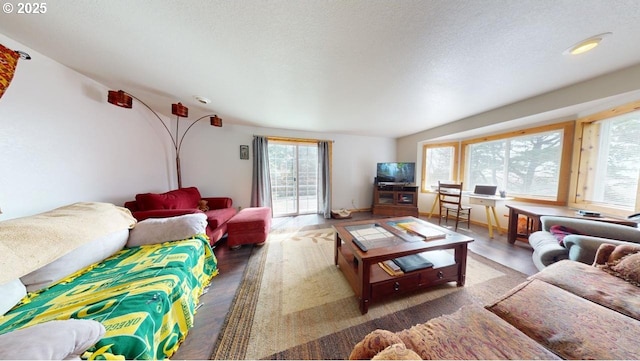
<box><xmin>0</xmin><ymin>44</ymin><xmax>20</xmax><ymax>101</ymax></box>
<box><xmin>172</xmin><ymin>102</ymin><xmax>189</xmax><ymax>117</ymax></box>
<box><xmin>210</xmin><ymin>115</ymin><xmax>223</xmax><ymax>127</ymax></box>
<box><xmin>107</xmin><ymin>90</ymin><xmax>133</xmax><ymax>108</ymax></box>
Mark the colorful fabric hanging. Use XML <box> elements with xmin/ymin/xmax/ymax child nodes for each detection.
<box><xmin>0</xmin><ymin>43</ymin><xmax>20</xmax><ymax>100</ymax></box>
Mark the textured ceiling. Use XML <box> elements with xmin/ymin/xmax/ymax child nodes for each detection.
<box><xmin>2</xmin><ymin>0</ymin><xmax>640</xmax><ymax>138</ymax></box>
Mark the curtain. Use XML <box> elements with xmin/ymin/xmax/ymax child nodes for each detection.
<box><xmin>0</xmin><ymin>44</ymin><xmax>20</xmax><ymax>100</ymax></box>
<box><xmin>250</xmin><ymin>136</ymin><xmax>272</xmax><ymax>207</ymax></box>
<box><xmin>318</xmin><ymin>141</ymin><xmax>332</xmax><ymax>218</ymax></box>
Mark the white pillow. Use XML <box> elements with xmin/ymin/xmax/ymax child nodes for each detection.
<box><xmin>0</xmin><ymin>319</ymin><xmax>105</xmax><ymax>360</ymax></box>
<box><xmin>0</xmin><ymin>278</ymin><xmax>26</xmax><ymax>316</ymax></box>
<box><xmin>127</xmin><ymin>213</ymin><xmax>207</xmax><ymax>247</ymax></box>
<box><xmin>20</xmin><ymin>229</ymin><xmax>129</xmax><ymax>292</ymax></box>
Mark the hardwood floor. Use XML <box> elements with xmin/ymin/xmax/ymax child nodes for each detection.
<box><xmin>173</xmin><ymin>212</ymin><xmax>537</xmax><ymax>359</ymax></box>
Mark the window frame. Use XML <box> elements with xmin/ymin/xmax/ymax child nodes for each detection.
<box><xmin>569</xmin><ymin>100</ymin><xmax>640</xmax><ymax>216</ymax></box>
<box><xmin>420</xmin><ymin>142</ymin><xmax>459</xmax><ymax>193</ymax></box>
<box><xmin>459</xmin><ymin>121</ymin><xmax>574</xmax><ymax>205</ymax></box>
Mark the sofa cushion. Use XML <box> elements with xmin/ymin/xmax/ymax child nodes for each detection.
<box><xmin>530</xmin><ymin>260</ymin><xmax>640</xmax><ymax>320</ymax></box>
<box><xmin>135</xmin><ymin>187</ymin><xmax>202</xmax><ymax>211</ymax></box>
<box><xmin>400</xmin><ymin>305</ymin><xmax>559</xmax><ymax>360</ymax></box>
<box><xmin>486</xmin><ymin>278</ymin><xmax>640</xmax><ymax>360</ymax></box>
<box><xmin>204</xmin><ymin>207</ymin><xmax>237</xmax><ymax>229</ymax></box>
<box><xmin>20</xmin><ymin>229</ymin><xmax>129</xmax><ymax>292</ymax></box>
<box><xmin>0</xmin><ymin>279</ymin><xmax>26</xmax><ymax>316</ymax></box>
<box><xmin>0</xmin><ymin>319</ymin><xmax>105</xmax><ymax>360</ymax></box>
<box><xmin>351</xmin><ymin>305</ymin><xmax>558</xmax><ymax>360</ymax></box>
<box><xmin>127</xmin><ymin>213</ymin><xmax>208</xmax><ymax>247</ymax></box>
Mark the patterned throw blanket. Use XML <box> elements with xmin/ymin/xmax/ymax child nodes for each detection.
<box><xmin>0</xmin><ymin>235</ymin><xmax>217</xmax><ymax>360</ymax></box>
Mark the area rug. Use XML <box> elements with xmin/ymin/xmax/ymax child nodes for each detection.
<box><xmin>210</xmin><ymin>227</ymin><xmax>529</xmax><ymax>360</ymax></box>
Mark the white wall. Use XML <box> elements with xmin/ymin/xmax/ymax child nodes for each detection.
<box><xmin>0</xmin><ymin>34</ymin><xmax>172</xmax><ymax>219</ymax></box>
<box><xmin>0</xmin><ymin>33</ymin><xmax>396</xmax><ymax>219</ymax></box>
<box><xmin>179</xmin><ymin>122</ymin><xmax>396</xmax><ymax>210</ymax></box>
<box><xmin>396</xmin><ymin>64</ymin><xmax>640</xmax><ymax>226</ymax></box>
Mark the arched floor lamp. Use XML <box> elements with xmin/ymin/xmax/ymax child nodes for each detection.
<box><xmin>107</xmin><ymin>90</ymin><xmax>222</xmax><ymax>189</ymax></box>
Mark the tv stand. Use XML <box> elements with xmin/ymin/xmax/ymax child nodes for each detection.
<box><xmin>372</xmin><ymin>184</ymin><xmax>419</xmax><ymax>217</ymax></box>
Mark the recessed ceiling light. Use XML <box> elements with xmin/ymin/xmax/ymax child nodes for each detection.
<box><xmin>194</xmin><ymin>95</ymin><xmax>211</xmax><ymax>104</ymax></box>
<box><xmin>564</xmin><ymin>32</ymin><xmax>612</xmax><ymax>55</ymax></box>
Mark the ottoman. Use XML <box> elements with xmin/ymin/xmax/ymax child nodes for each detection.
<box><xmin>226</xmin><ymin>207</ymin><xmax>272</xmax><ymax>249</ymax></box>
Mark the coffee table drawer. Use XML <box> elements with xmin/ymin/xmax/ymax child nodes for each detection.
<box><xmin>420</xmin><ymin>265</ymin><xmax>458</xmax><ymax>284</ymax></box>
<box><xmin>371</xmin><ymin>274</ymin><xmax>420</xmax><ymax>299</ymax></box>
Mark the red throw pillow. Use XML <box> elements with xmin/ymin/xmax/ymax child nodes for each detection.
<box><xmin>135</xmin><ymin>187</ymin><xmax>202</xmax><ymax>211</ymax></box>
<box><xmin>549</xmin><ymin>225</ymin><xmax>582</xmax><ymax>247</ymax></box>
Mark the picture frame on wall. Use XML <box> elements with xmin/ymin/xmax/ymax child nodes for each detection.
<box><xmin>240</xmin><ymin>145</ymin><xmax>249</xmax><ymax>160</ymax></box>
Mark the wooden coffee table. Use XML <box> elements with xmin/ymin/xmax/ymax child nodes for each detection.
<box><xmin>333</xmin><ymin>216</ymin><xmax>474</xmax><ymax>314</ymax></box>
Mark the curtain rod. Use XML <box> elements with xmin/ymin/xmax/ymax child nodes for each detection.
<box><xmin>253</xmin><ymin>135</ymin><xmax>335</xmax><ymax>143</ymax></box>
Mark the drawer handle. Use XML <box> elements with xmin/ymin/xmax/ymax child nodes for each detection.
<box><xmin>393</xmin><ymin>282</ymin><xmax>400</xmax><ymax>291</ymax></box>
<box><xmin>437</xmin><ymin>271</ymin><xmax>444</xmax><ymax>279</ymax></box>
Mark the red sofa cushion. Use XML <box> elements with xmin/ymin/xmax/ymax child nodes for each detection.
<box><xmin>135</xmin><ymin>187</ymin><xmax>202</xmax><ymax>211</ymax></box>
<box><xmin>204</xmin><ymin>208</ymin><xmax>237</xmax><ymax>229</ymax></box>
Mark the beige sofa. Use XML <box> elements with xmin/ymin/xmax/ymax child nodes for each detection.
<box><xmin>349</xmin><ymin>243</ymin><xmax>640</xmax><ymax>360</ymax></box>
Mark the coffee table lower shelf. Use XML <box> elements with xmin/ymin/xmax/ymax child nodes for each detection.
<box><xmin>335</xmin><ymin>236</ymin><xmax>469</xmax><ymax>314</ymax></box>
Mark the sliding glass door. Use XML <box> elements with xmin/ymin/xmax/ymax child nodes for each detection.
<box><xmin>268</xmin><ymin>141</ymin><xmax>318</xmax><ymax>216</ymax></box>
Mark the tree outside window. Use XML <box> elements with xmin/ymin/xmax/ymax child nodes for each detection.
<box><xmin>584</xmin><ymin>113</ymin><xmax>640</xmax><ymax>209</ymax></box>
<box><xmin>421</xmin><ymin>143</ymin><xmax>458</xmax><ymax>192</ymax></box>
<box><xmin>465</xmin><ymin>131</ymin><xmax>562</xmax><ymax>199</ymax></box>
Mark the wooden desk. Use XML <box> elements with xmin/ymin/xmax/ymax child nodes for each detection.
<box><xmin>468</xmin><ymin>195</ymin><xmax>512</xmax><ymax>238</ymax></box>
<box><xmin>429</xmin><ymin>191</ymin><xmax>511</xmax><ymax>238</ymax></box>
<box><xmin>505</xmin><ymin>204</ymin><xmax>638</xmax><ymax>244</ymax></box>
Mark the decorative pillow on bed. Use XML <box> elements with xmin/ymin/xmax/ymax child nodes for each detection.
<box><xmin>0</xmin><ymin>319</ymin><xmax>105</xmax><ymax>360</ymax></box>
<box><xmin>126</xmin><ymin>213</ymin><xmax>207</xmax><ymax>247</ymax></box>
<box><xmin>0</xmin><ymin>278</ymin><xmax>26</xmax><ymax>316</ymax></box>
<box><xmin>549</xmin><ymin>225</ymin><xmax>582</xmax><ymax>246</ymax></box>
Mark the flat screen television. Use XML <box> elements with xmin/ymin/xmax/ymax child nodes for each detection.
<box><xmin>376</xmin><ymin>162</ymin><xmax>416</xmax><ymax>185</ymax></box>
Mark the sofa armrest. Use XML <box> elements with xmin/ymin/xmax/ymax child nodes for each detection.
<box><xmin>529</xmin><ymin>231</ymin><xmax>569</xmax><ymax>270</ymax></box>
<box><xmin>202</xmin><ymin>197</ymin><xmax>233</xmax><ymax>210</ymax></box>
<box><xmin>540</xmin><ymin>216</ymin><xmax>640</xmax><ymax>240</ymax></box>
<box><xmin>132</xmin><ymin>209</ymin><xmax>202</xmax><ymax>221</ymax></box>
<box><xmin>564</xmin><ymin>234</ymin><xmax>640</xmax><ymax>264</ymax></box>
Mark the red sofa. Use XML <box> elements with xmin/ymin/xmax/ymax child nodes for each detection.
<box><xmin>124</xmin><ymin>187</ymin><xmax>237</xmax><ymax>245</ymax></box>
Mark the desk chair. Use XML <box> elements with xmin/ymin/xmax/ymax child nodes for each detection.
<box><xmin>438</xmin><ymin>181</ymin><xmax>471</xmax><ymax>230</ymax></box>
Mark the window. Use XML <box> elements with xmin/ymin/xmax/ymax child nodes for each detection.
<box><xmin>461</xmin><ymin>122</ymin><xmax>573</xmax><ymax>203</ymax></box>
<box><xmin>268</xmin><ymin>141</ymin><xmax>319</xmax><ymax>216</ymax></box>
<box><xmin>572</xmin><ymin>102</ymin><xmax>640</xmax><ymax>215</ymax></box>
<box><xmin>421</xmin><ymin>142</ymin><xmax>458</xmax><ymax>192</ymax></box>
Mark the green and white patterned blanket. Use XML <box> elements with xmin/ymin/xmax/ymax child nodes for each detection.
<box><xmin>0</xmin><ymin>234</ymin><xmax>217</xmax><ymax>359</ymax></box>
